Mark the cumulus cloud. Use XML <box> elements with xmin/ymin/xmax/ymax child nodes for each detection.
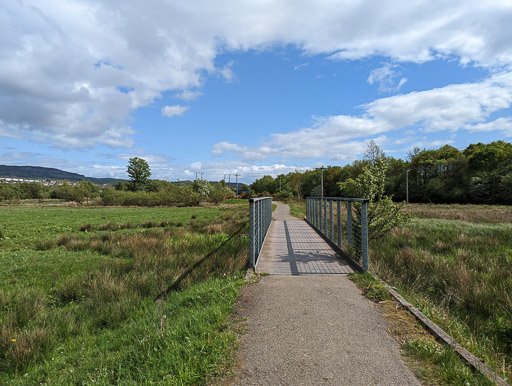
<box><xmin>213</xmin><ymin>71</ymin><xmax>512</xmax><ymax>161</ymax></box>
<box><xmin>161</xmin><ymin>105</ymin><xmax>190</xmax><ymax>118</ymax></box>
<box><xmin>2</xmin><ymin>0</ymin><xmax>512</xmax><ymax>150</ymax></box>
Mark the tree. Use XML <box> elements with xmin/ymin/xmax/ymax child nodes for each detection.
<box><xmin>363</xmin><ymin>139</ymin><xmax>386</xmax><ymax>165</ymax></box>
<box><xmin>338</xmin><ymin>156</ymin><xmax>409</xmax><ymax>241</ymax></box>
<box><xmin>78</xmin><ymin>180</ymin><xmax>98</xmax><ymax>204</ymax></box>
<box><xmin>127</xmin><ymin>157</ymin><xmax>151</xmax><ymax>192</ymax></box>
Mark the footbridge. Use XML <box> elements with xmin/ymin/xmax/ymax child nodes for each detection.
<box><xmin>249</xmin><ymin>197</ymin><xmax>369</xmax><ymax>274</ymax></box>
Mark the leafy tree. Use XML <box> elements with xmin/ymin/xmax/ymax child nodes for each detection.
<box><xmin>127</xmin><ymin>157</ymin><xmax>151</xmax><ymax>192</ymax></box>
<box><xmin>78</xmin><ymin>180</ymin><xmax>98</xmax><ymax>204</ymax></box>
<box><xmin>338</xmin><ymin>157</ymin><xmax>409</xmax><ymax>241</ymax></box>
<box><xmin>251</xmin><ymin>175</ymin><xmax>276</xmax><ymax>194</ymax></box>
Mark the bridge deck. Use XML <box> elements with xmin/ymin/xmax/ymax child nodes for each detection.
<box><xmin>256</xmin><ymin>204</ymin><xmax>354</xmax><ymax>275</ymax></box>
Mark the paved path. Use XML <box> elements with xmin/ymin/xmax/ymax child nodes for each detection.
<box><xmin>226</xmin><ymin>202</ymin><xmax>419</xmax><ymax>385</ymax></box>
<box><xmin>257</xmin><ymin>202</ymin><xmax>353</xmax><ymax>275</ymax></box>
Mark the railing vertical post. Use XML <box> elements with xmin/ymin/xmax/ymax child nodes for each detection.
<box><xmin>257</xmin><ymin>201</ymin><xmax>261</xmax><ymax>255</ymax></box>
<box><xmin>329</xmin><ymin>199</ymin><xmax>333</xmax><ymax>241</ymax></box>
<box><xmin>323</xmin><ymin>199</ymin><xmax>327</xmax><ymax>234</ymax></box>
<box><xmin>361</xmin><ymin>201</ymin><xmax>369</xmax><ymax>271</ymax></box>
<box><xmin>317</xmin><ymin>198</ymin><xmax>320</xmax><ymax>229</ymax></box>
<box><xmin>307</xmin><ymin>198</ymin><xmax>310</xmax><ymax>221</ymax></box>
<box><xmin>346</xmin><ymin>202</ymin><xmax>353</xmax><ymax>258</ymax></box>
<box><xmin>249</xmin><ymin>199</ymin><xmax>255</xmax><ymax>267</ymax></box>
<box><xmin>311</xmin><ymin>199</ymin><xmax>315</xmax><ymax>226</ymax></box>
<box><xmin>337</xmin><ymin>200</ymin><xmax>341</xmax><ymax>247</ymax></box>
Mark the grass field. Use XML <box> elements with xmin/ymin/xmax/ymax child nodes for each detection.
<box><xmin>373</xmin><ymin>204</ymin><xmax>512</xmax><ymax>382</ymax></box>
<box><xmin>0</xmin><ymin>202</ymin><xmax>249</xmax><ymax>384</ymax></box>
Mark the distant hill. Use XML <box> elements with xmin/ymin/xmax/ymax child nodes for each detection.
<box><xmin>0</xmin><ymin>165</ymin><xmax>125</xmax><ymax>185</ymax></box>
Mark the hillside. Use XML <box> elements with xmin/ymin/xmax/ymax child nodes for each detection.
<box><xmin>0</xmin><ymin>165</ymin><xmax>124</xmax><ymax>185</ymax></box>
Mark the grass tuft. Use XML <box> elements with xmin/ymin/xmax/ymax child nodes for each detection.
<box><xmin>349</xmin><ymin>272</ymin><xmax>390</xmax><ymax>302</ymax></box>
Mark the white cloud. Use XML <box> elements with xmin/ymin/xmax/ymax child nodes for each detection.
<box><xmin>368</xmin><ymin>63</ymin><xmax>407</xmax><ymax>92</ymax></box>
<box><xmin>161</xmin><ymin>105</ymin><xmax>190</xmax><ymax>118</ymax></box>
<box><xmin>294</xmin><ymin>63</ymin><xmax>309</xmax><ymax>70</ymax></box>
<box><xmin>175</xmin><ymin>90</ymin><xmax>203</xmax><ymax>101</ymax></box>
<box><xmin>219</xmin><ymin>61</ymin><xmax>236</xmax><ymax>83</ymax></box>
<box><xmin>2</xmin><ymin>0</ymin><xmax>512</xmax><ymax>149</ymax></box>
<box><xmin>213</xmin><ymin>71</ymin><xmax>512</xmax><ymax>161</ymax></box>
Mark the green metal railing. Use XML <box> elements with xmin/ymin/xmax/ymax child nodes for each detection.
<box><xmin>305</xmin><ymin>197</ymin><xmax>369</xmax><ymax>271</ymax></box>
<box><xmin>249</xmin><ymin>197</ymin><xmax>272</xmax><ymax>268</ymax></box>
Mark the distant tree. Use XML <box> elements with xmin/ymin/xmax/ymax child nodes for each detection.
<box><xmin>79</xmin><ymin>180</ymin><xmax>98</xmax><ymax>204</ymax></box>
<box><xmin>363</xmin><ymin>139</ymin><xmax>386</xmax><ymax>165</ymax></box>
<box><xmin>127</xmin><ymin>157</ymin><xmax>151</xmax><ymax>192</ymax></box>
<box><xmin>251</xmin><ymin>175</ymin><xmax>276</xmax><ymax>194</ymax></box>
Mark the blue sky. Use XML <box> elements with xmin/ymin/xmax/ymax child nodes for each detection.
<box><xmin>1</xmin><ymin>1</ymin><xmax>512</xmax><ymax>183</ymax></box>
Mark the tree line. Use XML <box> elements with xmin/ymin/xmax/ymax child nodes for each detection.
<box><xmin>0</xmin><ymin>158</ymin><xmax>236</xmax><ymax>206</ymax></box>
<box><xmin>251</xmin><ymin>140</ymin><xmax>512</xmax><ymax>205</ymax></box>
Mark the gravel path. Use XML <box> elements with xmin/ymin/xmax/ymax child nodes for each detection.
<box><xmin>225</xmin><ymin>202</ymin><xmax>419</xmax><ymax>385</ymax></box>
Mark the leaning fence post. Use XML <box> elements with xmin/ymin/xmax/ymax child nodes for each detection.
<box><xmin>346</xmin><ymin>202</ymin><xmax>353</xmax><ymax>258</ymax></box>
<box><xmin>361</xmin><ymin>201</ymin><xmax>369</xmax><ymax>271</ymax></box>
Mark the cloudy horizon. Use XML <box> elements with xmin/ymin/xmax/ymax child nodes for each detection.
<box><xmin>1</xmin><ymin>0</ymin><xmax>512</xmax><ymax>183</ymax></box>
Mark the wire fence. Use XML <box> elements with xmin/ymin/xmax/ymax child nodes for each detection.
<box><xmin>305</xmin><ymin>197</ymin><xmax>369</xmax><ymax>271</ymax></box>
<box><xmin>249</xmin><ymin>197</ymin><xmax>273</xmax><ymax>268</ymax></box>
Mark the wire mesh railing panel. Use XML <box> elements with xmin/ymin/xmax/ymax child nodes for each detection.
<box><xmin>306</xmin><ymin>197</ymin><xmax>369</xmax><ymax>271</ymax></box>
<box><xmin>249</xmin><ymin>197</ymin><xmax>273</xmax><ymax>268</ymax></box>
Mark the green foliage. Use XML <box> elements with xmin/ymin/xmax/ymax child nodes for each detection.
<box><xmin>403</xmin><ymin>339</ymin><xmax>493</xmax><ymax>385</ymax></box>
<box><xmin>338</xmin><ymin>157</ymin><xmax>409</xmax><ymax>240</ymax></box>
<box><xmin>349</xmin><ymin>272</ymin><xmax>390</xmax><ymax>302</ymax></box>
<box><xmin>100</xmin><ymin>186</ymin><xmax>200</xmax><ymax>207</ymax></box>
<box><xmin>127</xmin><ymin>157</ymin><xmax>151</xmax><ymax>192</ymax></box>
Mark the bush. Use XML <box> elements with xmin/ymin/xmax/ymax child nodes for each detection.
<box><xmin>99</xmin><ymin>186</ymin><xmax>199</xmax><ymax>207</ymax></box>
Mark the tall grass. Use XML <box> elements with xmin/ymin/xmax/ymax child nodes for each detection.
<box><xmin>371</xmin><ymin>212</ymin><xmax>512</xmax><ymax>381</ymax></box>
<box><xmin>0</xmin><ymin>205</ymin><xmax>249</xmax><ymax>383</ymax></box>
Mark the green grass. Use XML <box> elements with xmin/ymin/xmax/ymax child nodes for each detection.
<box><xmin>0</xmin><ymin>206</ymin><xmax>231</xmax><ymax>250</ymax></box>
<box><xmin>403</xmin><ymin>339</ymin><xmax>493</xmax><ymax>385</ymax></box>
<box><xmin>348</xmin><ymin>272</ymin><xmax>390</xmax><ymax>302</ymax></box>
<box><xmin>279</xmin><ymin>199</ymin><xmax>306</xmax><ymax>219</ymax></box>
<box><xmin>0</xmin><ymin>204</ymin><xmax>249</xmax><ymax>383</ymax></box>
<box><xmin>371</xmin><ymin>209</ymin><xmax>512</xmax><ymax>382</ymax></box>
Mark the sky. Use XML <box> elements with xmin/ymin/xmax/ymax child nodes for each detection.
<box><xmin>1</xmin><ymin>0</ymin><xmax>512</xmax><ymax>183</ymax></box>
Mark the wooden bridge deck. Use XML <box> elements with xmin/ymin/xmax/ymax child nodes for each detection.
<box><xmin>256</xmin><ymin>203</ymin><xmax>354</xmax><ymax>275</ymax></box>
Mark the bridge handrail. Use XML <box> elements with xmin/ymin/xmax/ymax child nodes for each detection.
<box><xmin>249</xmin><ymin>197</ymin><xmax>272</xmax><ymax>268</ymax></box>
<box><xmin>305</xmin><ymin>197</ymin><xmax>369</xmax><ymax>271</ymax></box>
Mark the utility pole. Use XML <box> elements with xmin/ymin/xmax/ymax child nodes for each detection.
<box><xmin>234</xmin><ymin>173</ymin><xmax>241</xmax><ymax>198</ymax></box>
<box><xmin>223</xmin><ymin>174</ymin><xmax>227</xmax><ymax>182</ymax></box>
<box><xmin>228</xmin><ymin>174</ymin><xmax>231</xmax><ymax>185</ymax></box>
<box><xmin>406</xmin><ymin>169</ymin><xmax>410</xmax><ymax>204</ymax></box>
<box><xmin>195</xmin><ymin>172</ymin><xmax>198</xmax><ymax>181</ymax></box>
<box><xmin>200</xmin><ymin>172</ymin><xmax>204</xmax><ymax>180</ymax></box>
